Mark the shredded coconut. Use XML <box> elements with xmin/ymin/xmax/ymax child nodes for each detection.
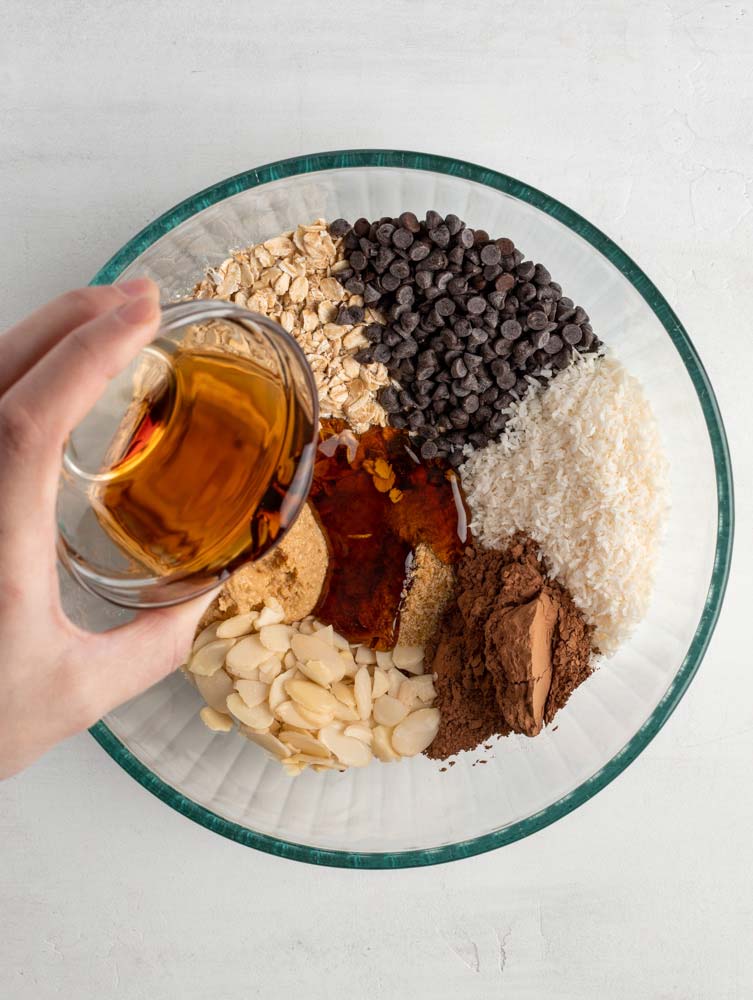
<box><xmin>460</xmin><ymin>354</ymin><xmax>669</xmax><ymax>654</ymax></box>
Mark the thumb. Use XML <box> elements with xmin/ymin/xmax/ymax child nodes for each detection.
<box><xmin>86</xmin><ymin>589</ymin><xmax>220</xmax><ymax>716</ymax></box>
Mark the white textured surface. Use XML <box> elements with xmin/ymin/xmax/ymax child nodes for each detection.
<box><xmin>0</xmin><ymin>1</ymin><xmax>750</xmax><ymax>997</ymax></box>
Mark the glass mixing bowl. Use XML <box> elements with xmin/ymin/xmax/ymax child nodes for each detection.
<box><xmin>63</xmin><ymin>150</ymin><xmax>733</xmax><ymax>868</ymax></box>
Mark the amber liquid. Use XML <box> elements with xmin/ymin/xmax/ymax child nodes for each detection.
<box><xmin>310</xmin><ymin>420</ymin><xmax>468</xmax><ymax>649</ymax></box>
<box><xmin>93</xmin><ymin>348</ymin><xmax>314</xmax><ymax>579</ymax></box>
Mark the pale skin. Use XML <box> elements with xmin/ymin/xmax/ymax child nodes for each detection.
<box><xmin>0</xmin><ymin>279</ymin><xmax>210</xmax><ymax>779</ymax></box>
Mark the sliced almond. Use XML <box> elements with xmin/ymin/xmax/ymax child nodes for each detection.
<box><xmin>279</xmin><ymin>730</ymin><xmax>331</xmax><ymax>758</ymax></box>
<box><xmin>226</xmin><ymin>693</ymin><xmax>274</xmax><ymax>731</ymax></box>
<box><xmin>375</xmin><ymin>649</ymin><xmax>394</xmax><ymax>670</ymax></box>
<box><xmin>242</xmin><ymin>728</ymin><xmax>291</xmax><ymax>759</ymax></box>
<box><xmin>338</xmin><ymin>648</ymin><xmax>358</xmax><ymax>677</ymax></box>
<box><xmin>255</xmin><ymin>604</ymin><xmax>285</xmax><ymax>628</ymax></box>
<box><xmin>189</xmin><ymin>638</ymin><xmax>235</xmax><ymax>677</ymax></box>
<box><xmin>332</xmin><ymin>681</ymin><xmax>357</xmax><ymax>708</ymax></box>
<box><xmin>258</xmin><ymin>655</ymin><xmax>283</xmax><ymax>684</ymax></box>
<box><xmin>195</xmin><ymin>668</ymin><xmax>235</xmax><ymax>713</ymax></box>
<box><xmin>282</xmin><ymin>760</ymin><xmax>305</xmax><ymax>777</ymax></box>
<box><xmin>397</xmin><ymin>678</ymin><xmax>422</xmax><ymax>711</ymax></box>
<box><xmin>274</xmin><ymin>700</ymin><xmax>321</xmax><ymax>731</ymax></box>
<box><xmin>344</xmin><ymin>723</ymin><xmax>374</xmax><ymax>745</ymax></box>
<box><xmin>331</xmin><ymin>630</ymin><xmax>351</xmax><ymax>651</ymax></box>
<box><xmin>413</xmin><ymin>675</ymin><xmax>437</xmax><ymax>704</ymax></box>
<box><xmin>259</xmin><ymin>623</ymin><xmax>293</xmax><ymax>652</ymax></box>
<box><xmin>354</xmin><ymin>666</ymin><xmax>373</xmax><ymax>721</ymax></box>
<box><xmin>216</xmin><ymin>612</ymin><xmax>258</xmax><ymax>638</ymax></box>
<box><xmin>283</xmin><ymin>649</ymin><xmax>297</xmax><ymax>669</ymax></box>
<box><xmin>285</xmin><ymin>679</ymin><xmax>338</xmax><ymax>715</ymax></box>
<box><xmin>391</xmin><ymin>708</ymin><xmax>440</xmax><ymax>757</ymax></box>
<box><xmin>355</xmin><ymin>645</ymin><xmax>376</xmax><ymax>665</ymax></box>
<box><xmin>332</xmin><ymin>700</ymin><xmax>360</xmax><ymax>723</ymax></box>
<box><xmin>295</xmin><ymin>703</ymin><xmax>335</xmax><ymax>728</ymax></box>
<box><xmin>387</xmin><ymin>667</ymin><xmax>408</xmax><ymax>699</ymax></box>
<box><xmin>291</xmin><ymin>633</ymin><xmax>346</xmax><ymax>682</ymax></box>
<box><xmin>372</xmin><ymin>667</ymin><xmax>389</xmax><ymax>699</ymax></box>
<box><xmin>372</xmin><ymin>725</ymin><xmax>401</xmax><ymax>762</ymax></box>
<box><xmin>373</xmin><ymin>694</ymin><xmax>409</xmax><ymax>727</ymax></box>
<box><xmin>311</xmin><ymin>623</ymin><xmax>334</xmax><ymax>645</ymax></box>
<box><xmin>199</xmin><ymin>706</ymin><xmax>234</xmax><ymax>733</ymax></box>
<box><xmin>391</xmin><ymin>645</ymin><xmax>425</xmax><ymax>674</ymax></box>
<box><xmin>234</xmin><ymin>679</ymin><xmax>269</xmax><ymax>708</ymax></box>
<box><xmin>297</xmin><ymin>658</ymin><xmax>333</xmax><ymax>687</ymax></box>
<box><xmin>297</xmin><ymin>618</ymin><xmax>315</xmax><ymax>635</ymax></box>
<box><xmin>319</xmin><ymin>725</ymin><xmax>373</xmax><ymax>767</ymax></box>
<box><xmin>225</xmin><ymin>635</ymin><xmax>275</xmax><ymax>677</ymax></box>
<box><xmin>269</xmin><ymin>667</ymin><xmax>297</xmax><ymax>711</ymax></box>
<box><xmin>192</xmin><ymin>622</ymin><xmax>219</xmax><ymax>653</ymax></box>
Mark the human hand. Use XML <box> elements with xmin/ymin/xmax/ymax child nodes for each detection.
<box><xmin>0</xmin><ymin>281</ymin><xmax>209</xmax><ymax>778</ymax></box>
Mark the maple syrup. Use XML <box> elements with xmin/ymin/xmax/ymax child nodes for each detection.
<box><xmin>309</xmin><ymin>420</ymin><xmax>468</xmax><ymax>649</ymax></box>
<box><xmin>91</xmin><ymin>345</ymin><xmax>317</xmax><ymax>578</ymax></box>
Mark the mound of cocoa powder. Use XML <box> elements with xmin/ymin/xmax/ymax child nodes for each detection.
<box><xmin>426</xmin><ymin>535</ymin><xmax>593</xmax><ymax>760</ymax></box>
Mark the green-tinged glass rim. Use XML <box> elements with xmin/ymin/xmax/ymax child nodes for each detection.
<box><xmin>88</xmin><ymin>149</ymin><xmax>734</xmax><ymax>869</ymax></box>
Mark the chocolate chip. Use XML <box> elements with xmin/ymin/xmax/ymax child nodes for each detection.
<box><xmin>450</xmin><ymin>357</ymin><xmax>468</xmax><ymax>379</ymax></box>
<box><xmin>500</xmin><ymin>319</ymin><xmax>522</xmax><ymax>341</ymax></box>
<box><xmin>467</xmin><ymin>296</ymin><xmax>487</xmax><ymax>315</ymax></box>
<box><xmin>372</xmin><ymin>343</ymin><xmax>392</xmax><ymax>364</ymax></box>
<box><xmin>425</xmin><ymin>210</ymin><xmax>443</xmax><ymax>230</ymax></box>
<box><xmin>435</xmin><ymin>297</ymin><xmax>456</xmax><ymax>317</ymax></box>
<box><xmin>445</xmin><ymin>214</ymin><xmax>463</xmax><ymax>236</ymax></box>
<box><xmin>526</xmin><ymin>311</ymin><xmax>548</xmax><ymax>331</ymax></box>
<box><xmin>534</xmin><ymin>264</ymin><xmax>552</xmax><ymax>286</ymax></box>
<box><xmin>562</xmin><ymin>323</ymin><xmax>583</xmax><ymax>345</ymax></box>
<box><xmin>530</xmin><ymin>328</ymin><xmax>550</xmax><ymax>350</ymax></box>
<box><xmin>329</xmin><ymin>218</ymin><xmax>351</xmax><ymax>237</ymax></box>
<box><xmin>381</xmin><ymin>273</ymin><xmax>401</xmax><ymax>292</ymax></box>
<box><xmin>480</xmin><ymin>243</ymin><xmax>502</xmax><ymax>266</ymax></box>
<box><xmin>399</xmin><ymin>211</ymin><xmax>421</xmax><ymax>233</ymax></box>
<box><xmin>350</xmin><ymin>250</ymin><xmax>367</xmax><ymax>271</ymax></box>
<box><xmin>392</xmin><ymin>337</ymin><xmax>418</xmax><ymax>359</ymax></box>
<box><xmin>353</xmin><ymin>218</ymin><xmax>370</xmax><ymax>238</ymax></box>
<box><xmin>457</xmin><ymin>228</ymin><xmax>475</xmax><ymax>249</ymax></box>
<box><xmin>515</xmin><ymin>260</ymin><xmax>536</xmax><ymax>281</ymax></box>
<box><xmin>543</xmin><ymin>334</ymin><xmax>564</xmax><ymax>355</ymax></box>
<box><xmin>392</xmin><ymin>228</ymin><xmax>414</xmax><ymax>250</ymax></box>
<box><xmin>420</xmin><ymin>439</ymin><xmax>438</xmax><ymax>460</ymax></box>
<box><xmin>409</xmin><ymin>241</ymin><xmax>431</xmax><ymax>262</ymax></box>
<box><xmin>429</xmin><ymin>225</ymin><xmax>450</xmax><ymax>249</ymax></box>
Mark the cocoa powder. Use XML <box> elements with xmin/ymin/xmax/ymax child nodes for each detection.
<box><xmin>426</xmin><ymin>535</ymin><xmax>593</xmax><ymax>760</ymax></box>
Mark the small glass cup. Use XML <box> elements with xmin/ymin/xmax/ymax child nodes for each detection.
<box><xmin>57</xmin><ymin>300</ymin><xmax>319</xmax><ymax>608</ymax></box>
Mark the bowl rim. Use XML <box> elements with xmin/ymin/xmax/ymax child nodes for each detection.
<box><xmin>87</xmin><ymin>148</ymin><xmax>734</xmax><ymax>869</ymax></box>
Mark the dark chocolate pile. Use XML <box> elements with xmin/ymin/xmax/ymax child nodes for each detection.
<box><xmin>329</xmin><ymin>213</ymin><xmax>601</xmax><ymax>464</ymax></box>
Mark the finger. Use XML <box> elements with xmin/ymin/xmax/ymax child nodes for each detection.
<box><xmin>0</xmin><ymin>279</ymin><xmax>156</xmax><ymax>397</ymax></box>
<box><xmin>79</xmin><ymin>591</ymin><xmax>218</xmax><ymax>717</ymax></box>
<box><xmin>0</xmin><ymin>293</ymin><xmax>162</xmax><ymax>533</ymax></box>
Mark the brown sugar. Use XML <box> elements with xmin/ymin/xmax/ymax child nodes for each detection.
<box><xmin>426</xmin><ymin>535</ymin><xmax>593</xmax><ymax>760</ymax></box>
<box><xmin>197</xmin><ymin>501</ymin><xmax>329</xmax><ymax>629</ymax></box>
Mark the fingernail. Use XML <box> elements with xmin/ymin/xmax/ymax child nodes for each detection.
<box><xmin>116</xmin><ymin>295</ymin><xmax>158</xmax><ymax>325</ymax></box>
<box><xmin>119</xmin><ymin>277</ymin><xmax>155</xmax><ymax>297</ymax></box>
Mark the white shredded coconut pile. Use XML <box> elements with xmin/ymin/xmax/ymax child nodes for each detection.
<box><xmin>460</xmin><ymin>354</ymin><xmax>669</xmax><ymax>654</ymax></box>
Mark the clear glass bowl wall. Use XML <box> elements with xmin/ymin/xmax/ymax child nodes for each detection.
<box><xmin>60</xmin><ymin>153</ymin><xmax>732</xmax><ymax>867</ymax></box>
